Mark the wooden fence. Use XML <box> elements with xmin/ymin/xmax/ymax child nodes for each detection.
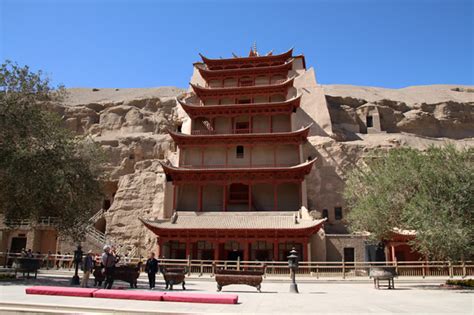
<box><xmin>1</xmin><ymin>252</ymin><xmax>472</xmax><ymax>279</ymax></box>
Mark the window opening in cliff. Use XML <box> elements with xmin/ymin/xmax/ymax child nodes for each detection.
<box><xmin>129</xmin><ymin>154</ymin><xmax>135</xmax><ymax>160</ymax></box>
<box><xmin>322</xmin><ymin>209</ymin><xmax>328</xmax><ymax>219</ymax></box>
<box><xmin>236</xmin><ymin>145</ymin><xmax>244</xmax><ymax>158</ymax></box>
<box><xmin>366</xmin><ymin>115</ymin><xmax>373</xmax><ymax>128</ymax></box>
<box><xmin>95</xmin><ymin>217</ymin><xmax>106</xmax><ymax>233</ymax></box>
<box><xmin>335</xmin><ymin>207</ymin><xmax>343</xmax><ymax>220</ymax></box>
<box><xmin>177</xmin><ymin>123</ymin><xmax>182</xmax><ymax>132</ymax></box>
<box><xmin>103</xmin><ymin>199</ymin><xmax>111</xmax><ymax>210</ymax></box>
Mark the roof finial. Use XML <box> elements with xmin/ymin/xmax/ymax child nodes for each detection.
<box><xmin>249</xmin><ymin>42</ymin><xmax>259</xmax><ymax>57</ymax></box>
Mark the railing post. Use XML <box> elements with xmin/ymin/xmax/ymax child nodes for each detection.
<box><xmin>342</xmin><ymin>259</ymin><xmax>346</xmax><ymax>279</ymax></box>
<box><xmin>448</xmin><ymin>261</ymin><xmax>453</xmax><ymax>278</ymax></box>
<box><xmin>422</xmin><ymin>261</ymin><xmax>426</xmax><ymax>279</ymax></box>
<box><xmin>224</xmin><ymin>260</ymin><xmax>227</xmax><ymax>270</ymax></box>
<box><xmin>187</xmin><ymin>255</ymin><xmax>191</xmax><ymax>276</ymax></box>
<box><xmin>199</xmin><ymin>260</ymin><xmax>203</xmax><ymax>277</ymax></box>
<box><xmin>462</xmin><ymin>260</ymin><xmax>466</xmax><ymax>278</ymax></box>
<box><xmin>316</xmin><ymin>263</ymin><xmax>319</xmax><ymax>279</ymax></box>
<box><xmin>211</xmin><ymin>261</ymin><xmax>215</xmax><ymax>277</ymax></box>
<box><xmin>237</xmin><ymin>256</ymin><xmax>240</xmax><ymax>271</ymax></box>
<box><xmin>4</xmin><ymin>250</ymin><xmax>8</xmax><ymax>268</ymax></box>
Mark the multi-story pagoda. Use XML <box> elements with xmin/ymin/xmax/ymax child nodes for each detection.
<box><xmin>141</xmin><ymin>47</ymin><xmax>326</xmax><ymax>261</ymax></box>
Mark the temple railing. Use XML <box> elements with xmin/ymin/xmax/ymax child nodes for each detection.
<box><xmin>0</xmin><ymin>252</ymin><xmax>472</xmax><ymax>279</ymax></box>
<box><xmin>190</xmin><ymin>129</ymin><xmax>293</xmax><ymax>135</ymax></box>
<box><xmin>178</xmin><ymin>163</ymin><xmax>294</xmax><ymax>169</ymax></box>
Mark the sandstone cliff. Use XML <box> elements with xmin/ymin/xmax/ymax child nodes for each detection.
<box><xmin>58</xmin><ymin>85</ymin><xmax>473</xmax><ymax>252</ymax></box>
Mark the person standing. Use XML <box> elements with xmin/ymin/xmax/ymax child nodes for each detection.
<box><xmin>81</xmin><ymin>250</ymin><xmax>94</xmax><ymax>288</ymax></box>
<box><xmin>145</xmin><ymin>252</ymin><xmax>159</xmax><ymax>290</ymax></box>
<box><xmin>101</xmin><ymin>245</ymin><xmax>118</xmax><ymax>289</ymax></box>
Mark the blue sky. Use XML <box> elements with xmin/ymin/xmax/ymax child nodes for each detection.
<box><xmin>1</xmin><ymin>0</ymin><xmax>473</xmax><ymax>88</ymax></box>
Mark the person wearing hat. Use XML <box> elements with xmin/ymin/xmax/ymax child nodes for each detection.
<box><xmin>81</xmin><ymin>250</ymin><xmax>94</xmax><ymax>288</ymax></box>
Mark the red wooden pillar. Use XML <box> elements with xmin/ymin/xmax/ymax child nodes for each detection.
<box><xmin>249</xmin><ymin>145</ymin><xmax>253</xmax><ymax>167</ymax></box>
<box><xmin>231</xmin><ymin>117</ymin><xmax>235</xmax><ymax>134</ymax></box>
<box><xmin>303</xmin><ymin>239</ymin><xmax>309</xmax><ymax>262</ymax></box>
<box><xmin>273</xmin><ymin>239</ymin><xmax>279</xmax><ymax>261</ymax></box>
<box><xmin>173</xmin><ymin>184</ymin><xmax>177</xmax><ymax>210</ymax></box>
<box><xmin>225</xmin><ymin>145</ymin><xmax>229</xmax><ymax>167</ymax></box>
<box><xmin>157</xmin><ymin>238</ymin><xmax>163</xmax><ymax>258</ymax></box>
<box><xmin>273</xmin><ymin>183</ymin><xmax>278</xmax><ymax>211</ymax></box>
<box><xmin>273</xmin><ymin>145</ymin><xmax>277</xmax><ymax>166</ymax></box>
<box><xmin>248</xmin><ymin>182</ymin><xmax>252</xmax><ymax>211</ymax></box>
<box><xmin>200</xmin><ymin>148</ymin><xmax>204</xmax><ymax>167</ymax></box>
<box><xmin>213</xmin><ymin>241</ymin><xmax>220</xmax><ymax>261</ymax></box>
<box><xmin>298</xmin><ymin>183</ymin><xmax>303</xmax><ymax>208</ymax></box>
<box><xmin>198</xmin><ymin>185</ymin><xmax>203</xmax><ymax>212</ymax></box>
<box><xmin>185</xmin><ymin>239</ymin><xmax>191</xmax><ymax>259</ymax></box>
<box><xmin>243</xmin><ymin>240</ymin><xmax>250</xmax><ymax>261</ymax></box>
<box><xmin>223</xmin><ymin>183</ymin><xmax>227</xmax><ymax>212</ymax></box>
<box><xmin>250</xmin><ymin>115</ymin><xmax>253</xmax><ymax>133</ymax></box>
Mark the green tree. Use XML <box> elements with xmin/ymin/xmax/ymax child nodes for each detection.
<box><xmin>0</xmin><ymin>61</ymin><xmax>103</xmax><ymax>241</ymax></box>
<box><xmin>344</xmin><ymin>145</ymin><xmax>473</xmax><ymax>261</ymax></box>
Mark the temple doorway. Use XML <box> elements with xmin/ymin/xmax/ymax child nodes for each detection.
<box><xmin>251</xmin><ymin>241</ymin><xmax>273</xmax><ymax>261</ymax></box>
<box><xmin>223</xmin><ymin>241</ymin><xmax>244</xmax><ymax>260</ymax></box>
<box><xmin>227</xmin><ymin>250</ymin><xmax>243</xmax><ymax>261</ymax></box>
<box><xmin>10</xmin><ymin>237</ymin><xmax>26</xmax><ymax>253</ymax></box>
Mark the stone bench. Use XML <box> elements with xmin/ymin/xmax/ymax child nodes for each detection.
<box><xmin>214</xmin><ymin>265</ymin><xmax>266</xmax><ymax>292</ymax></box>
<box><xmin>14</xmin><ymin>258</ymin><xmax>40</xmax><ymax>279</ymax></box>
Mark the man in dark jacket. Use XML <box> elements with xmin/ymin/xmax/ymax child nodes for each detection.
<box><xmin>145</xmin><ymin>252</ymin><xmax>159</xmax><ymax>289</ymax></box>
<box><xmin>101</xmin><ymin>245</ymin><xmax>118</xmax><ymax>289</ymax></box>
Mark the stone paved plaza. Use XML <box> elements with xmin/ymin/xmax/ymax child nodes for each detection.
<box><xmin>0</xmin><ymin>273</ymin><xmax>472</xmax><ymax>314</ymax></box>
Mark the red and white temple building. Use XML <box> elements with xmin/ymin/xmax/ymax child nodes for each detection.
<box><xmin>141</xmin><ymin>48</ymin><xmax>328</xmax><ymax>261</ymax></box>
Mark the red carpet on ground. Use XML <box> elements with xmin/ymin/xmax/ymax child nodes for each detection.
<box><xmin>26</xmin><ymin>286</ymin><xmax>238</xmax><ymax>304</ymax></box>
<box><xmin>163</xmin><ymin>292</ymin><xmax>239</xmax><ymax>304</ymax></box>
<box><xmin>93</xmin><ymin>289</ymin><xmax>165</xmax><ymax>301</ymax></box>
<box><xmin>25</xmin><ymin>286</ymin><xmax>98</xmax><ymax>297</ymax></box>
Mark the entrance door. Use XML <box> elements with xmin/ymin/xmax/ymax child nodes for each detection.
<box><xmin>227</xmin><ymin>250</ymin><xmax>243</xmax><ymax>261</ymax></box>
<box><xmin>10</xmin><ymin>237</ymin><xmax>27</xmax><ymax>253</ymax></box>
<box><xmin>344</xmin><ymin>247</ymin><xmax>355</xmax><ymax>264</ymax></box>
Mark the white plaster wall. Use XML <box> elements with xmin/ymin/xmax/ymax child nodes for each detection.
<box><xmin>184</xmin><ymin>147</ymin><xmax>202</xmax><ymax>166</ymax></box>
<box><xmin>177</xmin><ymin>184</ymin><xmax>198</xmax><ymax>211</ymax></box>
<box><xmin>272</xmin><ymin>114</ymin><xmax>291</xmax><ymax>132</ymax></box>
<box><xmin>275</xmin><ymin>144</ymin><xmax>299</xmax><ymax>166</ymax></box>
<box><xmin>277</xmin><ymin>183</ymin><xmax>299</xmax><ymax>210</ymax></box>
<box><xmin>202</xmin><ymin>184</ymin><xmax>223</xmax><ymax>211</ymax></box>
<box><xmin>252</xmin><ymin>183</ymin><xmax>274</xmax><ymax>210</ymax></box>
<box><xmin>252</xmin><ymin>116</ymin><xmax>270</xmax><ymax>133</ymax></box>
<box><xmin>204</xmin><ymin>147</ymin><xmax>226</xmax><ymax>166</ymax></box>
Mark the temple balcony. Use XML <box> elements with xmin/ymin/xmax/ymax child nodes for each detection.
<box><xmin>160</xmin><ymin>158</ymin><xmax>316</xmax><ymax>185</ymax></box>
<box><xmin>190</xmin><ymin>77</ymin><xmax>294</xmax><ymax>99</ymax></box>
<box><xmin>196</xmin><ymin>59</ymin><xmax>295</xmax><ymax>81</ymax></box>
<box><xmin>177</xmin><ymin>94</ymin><xmax>301</xmax><ymax>119</ymax></box>
<box><xmin>198</xmin><ymin>48</ymin><xmax>294</xmax><ymax>70</ymax></box>
<box><xmin>169</xmin><ymin>125</ymin><xmax>311</xmax><ymax>146</ymax></box>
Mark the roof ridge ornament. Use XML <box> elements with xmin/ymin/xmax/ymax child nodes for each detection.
<box><xmin>249</xmin><ymin>42</ymin><xmax>259</xmax><ymax>57</ymax></box>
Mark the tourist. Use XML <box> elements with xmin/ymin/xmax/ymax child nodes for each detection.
<box><xmin>55</xmin><ymin>251</ymin><xmax>61</xmax><ymax>269</ymax></box>
<box><xmin>81</xmin><ymin>250</ymin><xmax>94</xmax><ymax>288</ymax></box>
<box><xmin>102</xmin><ymin>245</ymin><xmax>118</xmax><ymax>289</ymax></box>
<box><xmin>145</xmin><ymin>252</ymin><xmax>159</xmax><ymax>290</ymax></box>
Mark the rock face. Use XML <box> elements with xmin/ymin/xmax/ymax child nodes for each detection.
<box><xmin>57</xmin><ymin>84</ymin><xmax>473</xmax><ymax>253</ymax></box>
<box><xmin>324</xmin><ymin>85</ymin><xmax>474</xmax><ymax>140</ymax></box>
